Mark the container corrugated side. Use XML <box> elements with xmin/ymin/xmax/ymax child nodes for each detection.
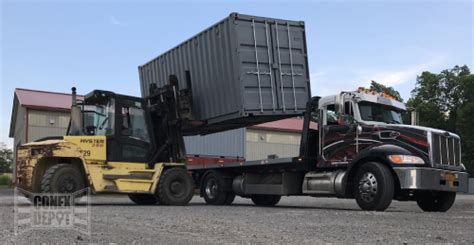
<box><xmin>139</xmin><ymin>13</ymin><xmax>311</xmax><ymax>129</ymax></box>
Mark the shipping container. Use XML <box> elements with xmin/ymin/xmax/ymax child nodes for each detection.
<box><xmin>139</xmin><ymin>13</ymin><xmax>311</xmax><ymax>133</ymax></box>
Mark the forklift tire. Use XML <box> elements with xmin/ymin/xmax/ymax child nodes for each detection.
<box><xmin>416</xmin><ymin>191</ymin><xmax>456</xmax><ymax>212</ymax></box>
<box><xmin>41</xmin><ymin>164</ymin><xmax>86</xmax><ymax>194</ymax></box>
<box><xmin>251</xmin><ymin>195</ymin><xmax>281</xmax><ymax>206</ymax></box>
<box><xmin>202</xmin><ymin>171</ymin><xmax>235</xmax><ymax>205</ymax></box>
<box><xmin>128</xmin><ymin>194</ymin><xmax>159</xmax><ymax>205</ymax></box>
<box><xmin>156</xmin><ymin>168</ymin><xmax>194</xmax><ymax>205</ymax></box>
<box><xmin>353</xmin><ymin>162</ymin><xmax>394</xmax><ymax>211</ymax></box>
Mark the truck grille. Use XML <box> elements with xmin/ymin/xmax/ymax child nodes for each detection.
<box><xmin>431</xmin><ymin>133</ymin><xmax>461</xmax><ymax>167</ymax></box>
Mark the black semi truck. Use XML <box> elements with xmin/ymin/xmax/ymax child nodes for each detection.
<box><xmin>189</xmin><ymin>90</ymin><xmax>469</xmax><ymax>211</ymax></box>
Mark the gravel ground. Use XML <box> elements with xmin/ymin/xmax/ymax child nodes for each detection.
<box><xmin>0</xmin><ymin>189</ymin><xmax>473</xmax><ymax>244</ymax></box>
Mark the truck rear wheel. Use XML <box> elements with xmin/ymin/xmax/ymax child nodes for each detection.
<box><xmin>202</xmin><ymin>171</ymin><xmax>235</xmax><ymax>205</ymax></box>
<box><xmin>41</xmin><ymin>164</ymin><xmax>86</xmax><ymax>194</ymax></box>
<box><xmin>156</xmin><ymin>168</ymin><xmax>194</xmax><ymax>205</ymax></box>
<box><xmin>416</xmin><ymin>191</ymin><xmax>456</xmax><ymax>212</ymax></box>
<box><xmin>353</xmin><ymin>162</ymin><xmax>394</xmax><ymax>211</ymax></box>
<box><xmin>128</xmin><ymin>194</ymin><xmax>159</xmax><ymax>205</ymax></box>
<box><xmin>251</xmin><ymin>195</ymin><xmax>281</xmax><ymax>206</ymax></box>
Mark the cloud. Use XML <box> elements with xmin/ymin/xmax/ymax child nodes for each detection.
<box><xmin>108</xmin><ymin>15</ymin><xmax>122</xmax><ymax>26</ymax></box>
<box><xmin>308</xmin><ymin>55</ymin><xmax>445</xmax><ymax>98</ymax></box>
<box><xmin>356</xmin><ymin>55</ymin><xmax>446</xmax><ymax>87</ymax></box>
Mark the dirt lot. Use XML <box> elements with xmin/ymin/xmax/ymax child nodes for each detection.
<box><xmin>0</xmin><ymin>189</ymin><xmax>473</xmax><ymax>244</ymax></box>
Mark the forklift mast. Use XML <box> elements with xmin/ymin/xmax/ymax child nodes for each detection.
<box><xmin>146</xmin><ymin>75</ymin><xmax>194</xmax><ymax>165</ymax></box>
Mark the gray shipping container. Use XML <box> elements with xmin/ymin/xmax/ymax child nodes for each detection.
<box><xmin>139</xmin><ymin>13</ymin><xmax>311</xmax><ymax>132</ymax></box>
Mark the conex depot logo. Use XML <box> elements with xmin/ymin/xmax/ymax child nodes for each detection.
<box><xmin>14</xmin><ymin>188</ymin><xmax>91</xmax><ymax>236</ymax></box>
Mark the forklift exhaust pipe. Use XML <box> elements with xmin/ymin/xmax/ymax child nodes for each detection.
<box><xmin>69</xmin><ymin>87</ymin><xmax>83</xmax><ymax>135</ymax></box>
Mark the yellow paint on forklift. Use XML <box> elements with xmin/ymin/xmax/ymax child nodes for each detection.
<box><xmin>63</xmin><ymin>136</ymin><xmax>107</xmax><ymax>161</ymax></box>
<box><xmin>87</xmin><ymin>162</ymin><xmax>166</xmax><ymax>193</ymax></box>
<box><xmin>107</xmin><ymin>161</ymin><xmax>149</xmax><ymax>169</ymax></box>
<box><xmin>115</xmin><ymin>179</ymin><xmax>154</xmax><ymax>192</ymax></box>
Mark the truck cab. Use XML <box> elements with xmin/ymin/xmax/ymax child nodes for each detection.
<box><xmin>193</xmin><ymin>89</ymin><xmax>469</xmax><ymax>211</ymax></box>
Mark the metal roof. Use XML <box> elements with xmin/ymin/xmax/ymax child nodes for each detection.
<box><xmin>9</xmin><ymin>88</ymin><xmax>83</xmax><ymax>138</ymax></box>
<box><xmin>14</xmin><ymin>88</ymin><xmax>84</xmax><ymax>111</ymax></box>
<box><xmin>250</xmin><ymin>118</ymin><xmax>317</xmax><ymax>133</ymax></box>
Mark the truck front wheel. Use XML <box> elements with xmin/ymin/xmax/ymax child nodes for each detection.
<box><xmin>251</xmin><ymin>195</ymin><xmax>281</xmax><ymax>206</ymax></box>
<box><xmin>416</xmin><ymin>191</ymin><xmax>456</xmax><ymax>212</ymax></box>
<box><xmin>353</xmin><ymin>162</ymin><xmax>394</xmax><ymax>211</ymax></box>
<box><xmin>41</xmin><ymin>164</ymin><xmax>86</xmax><ymax>194</ymax></box>
<box><xmin>201</xmin><ymin>171</ymin><xmax>235</xmax><ymax>205</ymax></box>
<box><xmin>156</xmin><ymin>168</ymin><xmax>194</xmax><ymax>205</ymax></box>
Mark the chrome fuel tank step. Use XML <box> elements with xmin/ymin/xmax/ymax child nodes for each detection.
<box><xmin>302</xmin><ymin>170</ymin><xmax>346</xmax><ymax>197</ymax></box>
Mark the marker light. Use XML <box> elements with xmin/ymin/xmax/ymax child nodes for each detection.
<box><xmin>388</xmin><ymin>155</ymin><xmax>425</xmax><ymax>164</ymax></box>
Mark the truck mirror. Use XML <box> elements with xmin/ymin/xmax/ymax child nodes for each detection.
<box><xmin>356</xmin><ymin>124</ymin><xmax>363</xmax><ymax>135</ymax></box>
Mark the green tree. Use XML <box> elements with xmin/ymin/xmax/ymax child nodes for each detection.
<box><xmin>370</xmin><ymin>80</ymin><xmax>403</xmax><ymax>102</ymax></box>
<box><xmin>408</xmin><ymin>65</ymin><xmax>474</xmax><ymax>175</ymax></box>
<box><xmin>0</xmin><ymin>143</ymin><xmax>13</xmax><ymax>173</ymax></box>
<box><xmin>457</xmin><ymin>73</ymin><xmax>474</xmax><ymax>176</ymax></box>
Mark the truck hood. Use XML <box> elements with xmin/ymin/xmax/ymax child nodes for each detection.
<box><xmin>385</xmin><ymin>124</ymin><xmax>460</xmax><ymax>139</ymax></box>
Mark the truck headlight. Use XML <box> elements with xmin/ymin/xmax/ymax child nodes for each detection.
<box><xmin>388</xmin><ymin>155</ymin><xmax>425</xmax><ymax>164</ymax></box>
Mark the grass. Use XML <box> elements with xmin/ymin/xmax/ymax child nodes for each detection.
<box><xmin>0</xmin><ymin>173</ymin><xmax>13</xmax><ymax>188</ymax></box>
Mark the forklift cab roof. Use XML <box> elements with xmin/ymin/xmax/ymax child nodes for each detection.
<box><xmin>84</xmin><ymin>90</ymin><xmax>144</xmax><ymax>105</ymax></box>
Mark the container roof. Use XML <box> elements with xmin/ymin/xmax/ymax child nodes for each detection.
<box><xmin>250</xmin><ymin>118</ymin><xmax>317</xmax><ymax>133</ymax></box>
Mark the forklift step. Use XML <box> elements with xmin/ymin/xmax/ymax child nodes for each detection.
<box><xmin>104</xmin><ymin>185</ymin><xmax>118</xmax><ymax>191</ymax></box>
<box><xmin>103</xmin><ymin>173</ymin><xmax>153</xmax><ymax>180</ymax></box>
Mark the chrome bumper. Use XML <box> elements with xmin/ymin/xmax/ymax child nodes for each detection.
<box><xmin>393</xmin><ymin>167</ymin><xmax>469</xmax><ymax>193</ymax></box>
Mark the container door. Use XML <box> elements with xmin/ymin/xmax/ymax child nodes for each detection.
<box><xmin>237</xmin><ymin>18</ymin><xmax>279</xmax><ymax>113</ymax></box>
<box><xmin>270</xmin><ymin>21</ymin><xmax>309</xmax><ymax>112</ymax></box>
<box><xmin>237</xmin><ymin>17</ymin><xmax>309</xmax><ymax>113</ymax></box>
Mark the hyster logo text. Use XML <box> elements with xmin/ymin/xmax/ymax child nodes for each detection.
<box><xmin>80</xmin><ymin>139</ymin><xmax>105</xmax><ymax>144</ymax></box>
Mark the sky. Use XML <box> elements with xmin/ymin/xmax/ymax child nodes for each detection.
<box><xmin>1</xmin><ymin>0</ymin><xmax>473</xmax><ymax>148</ymax></box>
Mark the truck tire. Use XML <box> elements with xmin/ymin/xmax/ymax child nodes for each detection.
<box><xmin>202</xmin><ymin>171</ymin><xmax>235</xmax><ymax>205</ymax></box>
<box><xmin>353</xmin><ymin>162</ymin><xmax>394</xmax><ymax>211</ymax></box>
<box><xmin>224</xmin><ymin>193</ymin><xmax>236</xmax><ymax>205</ymax></box>
<box><xmin>41</xmin><ymin>164</ymin><xmax>86</xmax><ymax>194</ymax></box>
<box><xmin>156</xmin><ymin>168</ymin><xmax>194</xmax><ymax>205</ymax></box>
<box><xmin>251</xmin><ymin>195</ymin><xmax>281</xmax><ymax>206</ymax></box>
<box><xmin>416</xmin><ymin>191</ymin><xmax>456</xmax><ymax>212</ymax></box>
<box><xmin>128</xmin><ymin>194</ymin><xmax>159</xmax><ymax>205</ymax></box>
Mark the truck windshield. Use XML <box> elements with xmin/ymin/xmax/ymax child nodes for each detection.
<box><xmin>82</xmin><ymin>99</ymin><xmax>115</xmax><ymax>135</ymax></box>
<box><xmin>358</xmin><ymin>101</ymin><xmax>402</xmax><ymax>124</ymax></box>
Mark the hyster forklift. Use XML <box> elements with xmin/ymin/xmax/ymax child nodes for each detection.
<box><xmin>15</xmin><ymin>76</ymin><xmax>196</xmax><ymax>205</ymax></box>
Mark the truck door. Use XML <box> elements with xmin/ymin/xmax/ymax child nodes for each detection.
<box><xmin>321</xmin><ymin>100</ymin><xmax>357</xmax><ymax>167</ymax></box>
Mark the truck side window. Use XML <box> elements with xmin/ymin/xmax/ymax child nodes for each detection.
<box><xmin>344</xmin><ymin>101</ymin><xmax>354</xmax><ymax>116</ymax></box>
<box><xmin>326</xmin><ymin>104</ymin><xmax>338</xmax><ymax>125</ymax></box>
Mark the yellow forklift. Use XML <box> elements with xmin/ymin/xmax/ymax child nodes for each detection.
<box><xmin>15</xmin><ymin>76</ymin><xmax>195</xmax><ymax>205</ymax></box>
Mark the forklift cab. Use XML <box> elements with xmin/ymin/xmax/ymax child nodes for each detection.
<box><xmin>71</xmin><ymin>90</ymin><xmax>155</xmax><ymax>163</ymax></box>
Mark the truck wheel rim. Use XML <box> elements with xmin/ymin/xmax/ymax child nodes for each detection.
<box><xmin>205</xmin><ymin>179</ymin><xmax>218</xmax><ymax>199</ymax></box>
<box><xmin>358</xmin><ymin>172</ymin><xmax>378</xmax><ymax>203</ymax></box>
